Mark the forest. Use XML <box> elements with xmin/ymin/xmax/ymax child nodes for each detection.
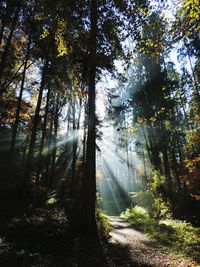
<box><xmin>0</xmin><ymin>0</ymin><xmax>200</xmax><ymax>266</ymax></box>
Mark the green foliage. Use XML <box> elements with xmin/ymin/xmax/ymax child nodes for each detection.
<box><xmin>121</xmin><ymin>206</ymin><xmax>157</xmax><ymax>232</ymax></box>
<box><xmin>129</xmin><ymin>191</ymin><xmax>154</xmax><ymax>212</ymax></box>
<box><xmin>130</xmin><ymin>170</ymin><xmax>172</xmax><ymax>219</ymax></box>
<box><xmin>149</xmin><ymin>170</ymin><xmax>165</xmax><ymax>193</ymax></box>
<box><xmin>152</xmin><ymin>197</ymin><xmax>172</xmax><ymax>219</ymax></box>
<box><xmin>39</xmin><ymin>27</ymin><xmax>50</xmax><ymax>40</ymax></box>
<box><xmin>121</xmin><ymin>206</ymin><xmax>200</xmax><ymax>262</ymax></box>
<box><xmin>148</xmin><ymin>170</ymin><xmax>172</xmax><ymax>218</ymax></box>
<box><xmin>96</xmin><ymin>192</ymin><xmax>103</xmax><ymax>207</ymax></box>
<box><xmin>96</xmin><ymin>209</ymin><xmax>111</xmax><ymax>236</ymax></box>
<box><xmin>46</xmin><ymin>197</ymin><xmax>57</xmax><ymax>205</ymax></box>
<box><xmin>173</xmin><ymin>0</ymin><xmax>200</xmax><ymax>40</ymax></box>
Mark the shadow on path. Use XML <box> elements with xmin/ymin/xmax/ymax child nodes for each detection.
<box><xmin>104</xmin><ymin>216</ymin><xmax>152</xmax><ymax>267</ymax></box>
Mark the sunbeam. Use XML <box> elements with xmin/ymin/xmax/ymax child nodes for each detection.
<box><xmin>97</xmin><ymin>124</ymin><xmax>146</xmax><ymax>215</ymax></box>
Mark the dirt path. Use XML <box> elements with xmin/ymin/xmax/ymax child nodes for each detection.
<box><xmin>104</xmin><ymin>216</ymin><xmax>197</xmax><ymax>267</ymax></box>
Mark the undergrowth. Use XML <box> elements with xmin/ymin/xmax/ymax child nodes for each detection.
<box><xmin>96</xmin><ymin>209</ymin><xmax>111</xmax><ymax>237</ymax></box>
<box><xmin>0</xmin><ymin>206</ymin><xmax>109</xmax><ymax>267</ymax></box>
<box><xmin>121</xmin><ymin>206</ymin><xmax>200</xmax><ymax>264</ymax></box>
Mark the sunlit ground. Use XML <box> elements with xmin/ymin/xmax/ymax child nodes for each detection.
<box><xmin>109</xmin><ymin>216</ymin><xmax>149</xmax><ymax>244</ymax></box>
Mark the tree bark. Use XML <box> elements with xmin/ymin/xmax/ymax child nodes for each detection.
<box><xmin>36</xmin><ymin>86</ymin><xmax>51</xmax><ymax>184</ymax></box>
<box><xmin>8</xmin><ymin>30</ymin><xmax>32</xmax><ymax>164</ymax></box>
<box><xmin>70</xmin><ymin>0</ymin><xmax>98</xmax><ymax>234</ymax></box>
<box><xmin>23</xmin><ymin>61</ymin><xmax>48</xmax><ymax>186</ymax></box>
<box><xmin>0</xmin><ymin>6</ymin><xmax>20</xmax><ymax>93</ymax></box>
<box><xmin>0</xmin><ymin>0</ymin><xmax>13</xmax><ymax>45</ymax></box>
<box><xmin>44</xmin><ymin>107</ymin><xmax>54</xmax><ymax>186</ymax></box>
<box><xmin>184</xmin><ymin>39</ymin><xmax>200</xmax><ymax>98</ymax></box>
<box><xmin>50</xmin><ymin>100</ymin><xmax>59</xmax><ymax>188</ymax></box>
<box><xmin>82</xmin><ymin>0</ymin><xmax>98</xmax><ymax>233</ymax></box>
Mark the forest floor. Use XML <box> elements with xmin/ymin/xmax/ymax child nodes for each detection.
<box><xmin>104</xmin><ymin>216</ymin><xmax>199</xmax><ymax>267</ymax></box>
<box><xmin>0</xmin><ymin>207</ymin><xmax>199</xmax><ymax>267</ymax></box>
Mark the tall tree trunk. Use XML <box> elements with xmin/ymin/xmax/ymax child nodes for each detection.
<box><xmin>63</xmin><ymin>106</ymin><xmax>71</xmax><ymax>167</ymax></box>
<box><xmin>0</xmin><ymin>0</ymin><xmax>13</xmax><ymax>45</ymax></box>
<box><xmin>162</xmin><ymin>148</ymin><xmax>173</xmax><ymax>197</ymax></box>
<box><xmin>184</xmin><ymin>39</ymin><xmax>200</xmax><ymax>98</ymax></box>
<box><xmin>142</xmin><ymin>149</ymin><xmax>148</xmax><ymax>182</ymax></box>
<box><xmin>160</xmin><ymin>119</ymin><xmax>174</xmax><ymax>210</ymax></box>
<box><xmin>70</xmin><ymin>0</ymin><xmax>98</xmax><ymax>234</ymax></box>
<box><xmin>71</xmin><ymin>97</ymin><xmax>82</xmax><ymax>197</ymax></box>
<box><xmin>36</xmin><ymin>86</ymin><xmax>51</xmax><ymax>184</ymax></box>
<box><xmin>50</xmin><ymin>100</ymin><xmax>59</xmax><ymax>188</ymax></box>
<box><xmin>82</xmin><ymin>98</ymin><xmax>88</xmax><ymax>165</ymax></box>
<box><xmin>171</xmin><ymin>146</ymin><xmax>182</xmax><ymax>193</ymax></box>
<box><xmin>71</xmin><ymin>99</ymin><xmax>78</xmax><ymax>197</ymax></box>
<box><xmin>45</xmin><ymin>108</ymin><xmax>54</xmax><ymax>186</ymax></box>
<box><xmin>141</xmin><ymin>125</ymin><xmax>152</xmax><ymax>163</ymax></box>
<box><xmin>23</xmin><ymin>61</ymin><xmax>47</xmax><ymax>187</ymax></box>
<box><xmin>148</xmin><ymin>125</ymin><xmax>161</xmax><ymax>169</ymax></box>
<box><xmin>0</xmin><ymin>6</ymin><xmax>20</xmax><ymax>93</ymax></box>
<box><xmin>8</xmin><ymin>30</ymin><xmax>32</xmax><ymax>163</ymax></box>
<box><xmin>81</xmin><ymin>0</ymin><xmax>97</xmax><ymax>233</ymax></box>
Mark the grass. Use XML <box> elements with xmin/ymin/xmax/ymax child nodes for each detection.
<box><xmin>121</xmin><ymin>206</ymin><xmax>200</xmax><ymax>264</ymax></box>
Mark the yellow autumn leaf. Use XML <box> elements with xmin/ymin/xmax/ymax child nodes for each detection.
<box><xmin>150</xmin><ymin>117</ymin><xmax>157</xmax><ymax>122</ymax></box>
<box><xmin>55</xmin><ymin>16</ymin><xmax>69</xmax><ymax>57</ymax></box>
<box><xmin>40</xmin><ymin>27</ymin><xmax>50</xmax><ymax>40</ymax></box>
<box><xmin>137</xmin><ymin>117</ymin><xmax>144</xmax><ymax>124</ymax></box>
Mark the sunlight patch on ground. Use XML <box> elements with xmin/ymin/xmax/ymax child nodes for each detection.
<box><xmin>109</xmin><ymin>217</ymin><xmax>149</xmax><ymax>244</ymax></box>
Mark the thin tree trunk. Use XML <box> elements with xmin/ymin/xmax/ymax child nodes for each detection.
<box><xmin>160</xmin><ymin>121</ymin><xmax>174</xmax><ymax>209</ymax></box>
<box><xmin>0</xmin><ymin>0</ymin><xmax>13</xmax><ymax>45</ymax></box>
<box><xmin>184</xmin><ymin>39</ymin><xmax>200</xmax><ymax>98</ymax></box>
<box><xmin>82</xmin><ymin>99</ymin><xmax>87</xmax><ymax>165</ymax></box>
<box><xmin>163</xmin><ymin>148</ymin><xmax>176</xmax><ymax>216</ymax></box>
<box><xmin>171</xmin><ymin>146</ymin><xmax>182</xmax><ymax>193</ymax></box>
<box><xmin>69</xmin><ymin>0</ymin><xmax>98</xmax><ymax>234</ymax></box>
<box><xmin>149</xmin><ymin>125</ymin><xmax>161</xmax><ymax>169</ymax></box>
<box><xmin>2</xmin><ymin>59</ymin><xmax>35</xmax><ymax>94</ymax></box>
<box><xmin>80</xmin><ymin>0</ymin><xmax>98</xmax><ymax>233</ymax></box>
<box><xmin>50</xmin><ymin>101</ymin><xmax>59</xmax><ymax>188</ymax></box>
<box><xmin>45</xmin><ymin>108</ymin><xmax>54</xmax><ymax>186</ymax></box>
<box><xmin>142</xmin><ymin>149</ymin><xmax>148</xmax><ymax>182</ymax></box>
<box><xmin>36</xmin><ymin>87</ymin><xmax>51</xmax><ymax>184</ymax></box>
<box><xmin>19</xmin><ymin>135</ymin><xmax>30</xmax><ymax>180</ymax></box>
<box><xmin>23</xmin><ymin>61</ymin><xmax>47</xmax><ymax>186</ymax></box>
<box><xmin>0</xmin><ymin>6</ymin><xmax>20</xmax><ymax>92</ymax></box>
<box><xmin>71</xmin><ymin>97</ymin><xmax>82</xmax><ymax>197</ymax></box>
<box><xmin>141</xmin><ymin>125</ymin><xmax>152</xmax><ymax>162</ymax></box>
<box><xmin>63</xmin><ymin>106</ymin><xmax>71</xmax><ymax>166</ymax></box>
<box><xmin>71</xmin><ymin>99</ymin><xmax>77</xmax><ymax>197</ymax></box>
<box><xmin>8</xmin><ymin>30</ymin><xmax>32</xmax><ymax>163</ymax></box>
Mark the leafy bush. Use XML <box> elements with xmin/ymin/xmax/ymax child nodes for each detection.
<box><xmin>145</xmin><ymin>169</ymin><xmax>172</xmax><ymax>219</ymax></box>
<box><xmin>129</xmin><ymin>190</ymin><xmax>171</xmax><ymax>219</ymax></box>
<box><xmin>159</xmin><ymin>219</ymin><xmax>200</xmax><ymax>260</ymax></box>
<box><xmin>121</xmin><ymin>206</ymin><xmax>157</xmax><ymax>232</ymax></box>
<box><xmin>152</xmin><ymin>197</ymin><xmax>172</xmax><ymax>219</ymax></box>
<box><xmin>129</xmin><ymin>170</ymin><xmax>173</xmax><ymax>220</ymax></box>
<box><xmin>96</xmin><ymin>209</ymin><xmax>111</xmax><ymax>236</ymax></box>
<box><xmin>130</xmin><ymin>170</ymin><xmax>172</xmax><ymax>219</ymax></box>
<box><xmin>129</xmin><ymin>191</ymin><xmax>154</xmax><ymax>212</ymax></box>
